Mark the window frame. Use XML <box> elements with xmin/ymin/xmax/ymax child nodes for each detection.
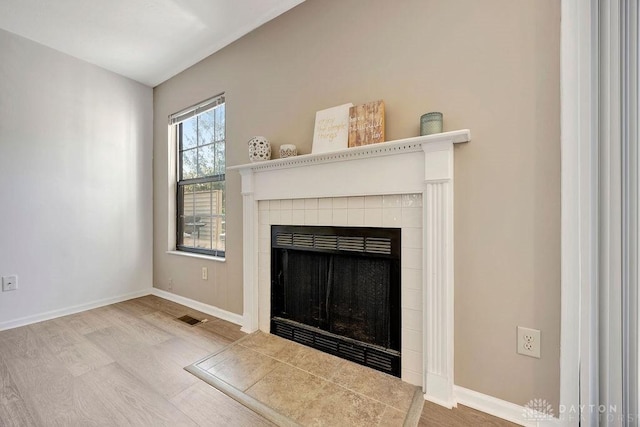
<box><xmin>172</xmin><ymin>94</ymin><xmax>226</xmax><ymax>258</ymax></box>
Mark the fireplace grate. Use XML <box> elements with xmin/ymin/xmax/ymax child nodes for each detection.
<box><xmin>365</xmin><ymin>237</ymin><xmax>393</xmax><ymax>254</ymax></box>
<box><xmin>275</xmin><ymin>233</ymin><xmax>293</xmax><ymax>246</ymax></box>
<box><xmin>292</xmin><ymin>233</ymin><xmax>314</xmax><ymax>248</ymax></box>
<box><xmin>271</xmin><ymin>317</ymin><xmax>400</xmax><ymax>377</ymax></box>
<box><xmin>314</xmin><ymin>234</ymin><xmax>338</xmax><ymax>250</ymax></box>
<box><xmin>273</xmin><ymin>231</ymin><xmax>393</xmax><ymax>256</ymax></box>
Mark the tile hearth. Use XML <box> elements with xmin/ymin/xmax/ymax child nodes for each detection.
<box><xmin>187</xmin><ymin>331</ymin><xmax>423</xmax><ymax>427</ymax></box>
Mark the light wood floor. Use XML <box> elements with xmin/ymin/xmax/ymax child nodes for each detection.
<box><xmin>0</xmin><ymin>295</ymin><xmax>516</xmax><ymax>426</ymax></box>
<box><xmin>418</xmin><ymin>401</ymin><xmax>519</xmax><ymax>426</ymax></box>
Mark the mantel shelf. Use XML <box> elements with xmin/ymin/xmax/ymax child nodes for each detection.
<box><xmin>229</xmin><ymin>129</ymin><xmax>470</xmax><ymax>173</ymax></box>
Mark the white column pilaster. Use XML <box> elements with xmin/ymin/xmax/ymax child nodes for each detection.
<box><xmin>422</xmin><ymin>141</ymin><xmax>455</xmax><ymax>408</ymax></box>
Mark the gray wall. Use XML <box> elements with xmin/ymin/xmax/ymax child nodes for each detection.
<box><xmin>153</xmin><ymin>0</ymin><xmax>561</xmax><ymax>408</ymax></box>
<box><xmin>0</xmin><ymin>29</ymin><xmax>153</xmax><ymax>327</ymax></box>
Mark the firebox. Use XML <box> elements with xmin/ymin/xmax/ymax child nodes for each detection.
<box><xmin>270</xmin><ymin>225</ymin><xmax>401</xmax><ymax>377</ymax></box>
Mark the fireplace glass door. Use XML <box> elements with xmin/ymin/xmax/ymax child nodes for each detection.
<box><xmin>271</xmin><ymin>225</ymin><xmax>401</xmax><ymax>376</ymax></box>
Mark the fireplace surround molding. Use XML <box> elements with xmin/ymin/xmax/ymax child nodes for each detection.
<box><xmin>229</xmin><ymin>129</ymin><xmax>470</xmax><ymax>408</ymax></box>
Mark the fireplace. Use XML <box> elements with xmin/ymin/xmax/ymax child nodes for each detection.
<box><xmin>270</xmin><ymin>225</ymin><xmax>401</xmax><ymax>376</ymax></box>
<box><xmin>230</xmin><ymin>130</ymin><xmax>470</xmax><ymax>407</ymax></box>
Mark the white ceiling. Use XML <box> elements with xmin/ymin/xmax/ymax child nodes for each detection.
<box><xmin>0</xmin><ymin>0</ymin><xmax>305</xmax><ymax>87</ymax></box>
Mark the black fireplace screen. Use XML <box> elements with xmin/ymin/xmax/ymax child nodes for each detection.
<box><xmin>271</xmin><ymin>225</ymin><xmax>401</xmax><ymax>375</ymax></box>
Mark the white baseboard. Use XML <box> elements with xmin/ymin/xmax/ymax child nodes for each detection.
<box><xmin>0</xmin><ymin>288</ymin><xmax>151</xmax><ymax>331</ymax></box>
<box><xmin>151</xmin><ymin>288</ymin><xmax>244</xmax><ymax>326</ymax></box>
<box><xmin>453</xmin><ymin>386</ymin><xmax>562</xmax><ymax>427</ymax></box>
<box><xmin>425</xmin><ymin>372</ymin><xmax>455</xmax><ymax>408</ymax></box>
<box><xmin>0</xmin><ymin>287</ymin><xmax>244</xmax><ymax>332</ymax></box>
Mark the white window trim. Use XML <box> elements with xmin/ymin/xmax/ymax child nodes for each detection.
<box><xmin>168</xmin><ymin>94</ymin><xmax>226</xmax><ymax>258</ymax></box>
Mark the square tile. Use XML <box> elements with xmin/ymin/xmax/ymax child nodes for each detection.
<box><xmin>332</xmin><ymin>209</ymin><xmax>348</xmax><ymax>226</ymax></box>
<box><xmin>304</xmin><ymin>198</ymin><xmax>318</xmax><ymax>210</ymax></box>
<box><xmin>304</xmin><ymin>210</ymin><xmax>319</xmax><ymax>225</ymax></box>
<box><xmin>258</xmin><ymin>254</ymin><xmax>270</xmax><ymax>271</ymax></box>
<box><xmin>402</xmin><ymin>268</ymin><xmax>422</xmax><ymax>290</ymax></box>
<box><xmin>348</xmin><ymin>196</ymin><xmax>365</xmax><ymax>209</ymax></box>
<box><xmin>332</xmin><ymin>197</ymin><xmax>348</xmax><ymax>209</ymax></box>
<box><xmin>364</xmin><ymin>208</ymin><xmax>383</xmax><ymax>227</ymax></box>
<box><xmin>318</xmin><ymin>198</ymin><xmax>333</xmax><ymax>209</ymax></box>
<box><xmin>402</xmin><ymin>349</ymin><xmax>422</xmax><ymax>374</ymax></box>
<box><xmin>401</xmin><ymin>248</ymin><xmax>422</xmax><ymax>270</ymax></box>
<box><xmin>269</xmin><ymin>210</ymin><xmax>281</xmax><ymax>224</ymax></box>
<box><xmin>196</xmin><ymin>343</ymin><xmax>244</xmax><ymax>371</ymax></box>
<box><xmin>402</xmin><ymin>288</ymin><xmax>422</xmax><ymax>312</ymax></box>
<box><xmin>318</xmin><ymin>209</ymin><xmax>332</xmax><ymax>225</ymax></box>
<box><xmin>286</xmin><ymin>344</ymin><xmax>345</xmax><ymax>379</ymax></box>
<box><xmin>330</xmin><ymin>362</ymin><xmax>418</xmax><ymax>412</ymax></box>
<box><xmin>280</xmin><ymin>199</ymin><xmax>292</xmax><ymax>210</ymax></box>
<box><xmin>280</xmin><ymin>210</ymin><xmax>292</xmax><ymax>224</ymax></box>
<box><xmin>259</xmin><ymin>210</ymin><xmax>270</xmax><ymax>225</ymax></box>
<box><xmin>383</xmin><ymin>194</ymin><xmax>402</xmax><ymax>208</ymax></box>
<box><xmin>401</xmin><ymin>369</ymin><xmax>422</xmax><ymax>387</ymax></box>
<box><xmin>259</xmin><ymin>267</ymin><xmax>269</xmax><ymax>285</ymax></box>
<box><xmin>402</xmin><ymin>194</ymin><xmax>423</xmax><ymax>208</ymax></box>
<box><xmin>259</xmin><ymin>237</ymin><xmax>270</xmax><ymax>254</ymax></box>
<box><xmin>401</xmin><ymin>328</ymin><xmax>423</xmax><ymax>353</ymax></box>
<box><xmin>402</xmin><ymin>228</ymin><xmax>422</xmax><ymax>249</ymax></box>
<box><xmin>402</xmin><ymin>308</ymin><xmax>422</xmax><ymax>331</ymax></box>
<box><xmin>382</xmin><ymin>208</ymin><xmax>402</xmax><ymax>227</ymax></box>
<box><xmin>269</xmin><ymin>200</ymin><xmax>281</xmax><ymax>210</ymax></box>
<box><xmin>401</xmin><ymin>207</ymin><xmax>422</xmax><ymax>228</ymax></box>
<box><xmin>259</xmin><ymin>224</ymin><xmax>270</xmax><ymax>238</ymax></box>
<box><xmin>364</xmin><ymin>195</ymin><xmax>383</xmax><ymax>208</ymax></box>
<box><xmin>206</xmin><ymin>345</ymin><xmax>279</xmax><ymax>391</ymax></box>
<box><xmin>292</xmin><ymin>210</ymin><xmax>305</xmax><ymax>225</ymax></box>
<box><xmin>292</xmin><ymin>199</ymin><xmax>306</xmax><ymax>210</ymax></box>
<box><xmin>246</xmin><ymin>364</ymin><xmax>326</xmax><ymax>420</ymax></box>
<box><xmin>239</xmin><ymin>331</ymin><xmax>299</xmax><ymax>361</ymax></box>
<box><xmin>258</xmin><ymin>201</ymin><xmax>269</xmax><ymax>211</ymax></box>
<box><xmin>347</xmin><ymin>208</ymin><xmax>365</xmax><ymax>225</ymax></box>
<box><xmin>379</xmin><ymin>406</ymin><xmax>407</xmax><ymax>427</ymax></box>
<box><xmin>295</xmin><ymin>381</ymin><xmax>387</xmax><ymax>426</ymax></box>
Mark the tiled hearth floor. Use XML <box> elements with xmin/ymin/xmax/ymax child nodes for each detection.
<box><xmin>187</xmin><ymin>331</ymin><xmax>422</xmax><ymax>426</ymax></box>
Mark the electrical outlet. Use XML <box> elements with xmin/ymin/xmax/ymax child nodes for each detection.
<box><xmin>168</xmin><ymin>277</ymin><xmax>173</xmax><ymax>291</ymax></box>
<box><xmin>2</xmin><ymin>275</ymin><xmax>18</xmax><ymax>292</ymax></box>
<box><xmin>202</xmin><ymin>267</ymin><xmax>208</xmax><ymax>280</ymax></box>
<box><xmin>517</xmin><ymin>326</ymin><xmax>541</xmax><ymax>358</ymax></box>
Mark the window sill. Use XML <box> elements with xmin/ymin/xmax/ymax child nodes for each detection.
<box><xmin>166</xmin><ymin>250</ymin><xmax>226</xmax><ymax>263</ymax></box>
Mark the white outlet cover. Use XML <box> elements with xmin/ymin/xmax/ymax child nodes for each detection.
<box><xmin>517</xmin><ymin>326</ymin><xmax>541</xmax><ymax>358</ymax></box>
<box><xmin>2</xmin><ymin>275</ymin><xmax>18</xmax><ymax>292</ymax></box>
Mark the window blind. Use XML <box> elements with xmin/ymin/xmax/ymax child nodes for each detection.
<box><xmin>168</xmin><ymin>93</ymin><xmax>225</xmax><ymax>125</ymax></box>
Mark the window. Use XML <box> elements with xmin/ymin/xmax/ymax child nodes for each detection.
<box><xmin>171</xmin><ymin>94</ymin><xmax>225</xmax><ymax>257</ymax></box>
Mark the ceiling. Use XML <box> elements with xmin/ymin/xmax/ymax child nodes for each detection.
<box><xmin>0</xmin><ymin>0</ymin><xmax>305</xmax><ymax>87</ymax></box>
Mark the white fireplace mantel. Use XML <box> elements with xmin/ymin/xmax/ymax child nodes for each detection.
<box><xmin>229</xmin><ymin>129</ymin><xmax>470</xmax><ymax>407</ymax></box>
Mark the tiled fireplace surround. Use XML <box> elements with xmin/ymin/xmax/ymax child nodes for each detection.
<box><xmin>230</xmin><ymin>130</ymin><xmax>470</xmax><ymax>408</ymax></box>
<box><xmin>258</xmin><ymin>194</ymin><xmax>424</xmax><ymax>384</ymax></box>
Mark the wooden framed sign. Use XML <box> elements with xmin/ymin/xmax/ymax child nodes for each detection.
<box><xmin>348</xmin><ymin>100</ymin><xmax>385</xmax><ymax>147</ymax></box>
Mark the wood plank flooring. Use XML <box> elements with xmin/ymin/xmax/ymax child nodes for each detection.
<box><xmin>0</xmin><ymin>295</ymin><xmax>516</xmax><ymax>426</ymax></box>
<box><xmin>418</xmin><ymin>401</ymin><xmax>519</xmax><ymax>426</ymax></box>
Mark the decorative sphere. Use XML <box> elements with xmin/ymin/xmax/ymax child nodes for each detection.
<box><xmin>248</xmin><ymin>136</ymin><xmax>271</xmax><ymax>162</ymax></box>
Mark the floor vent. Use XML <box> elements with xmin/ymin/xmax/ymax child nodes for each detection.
<box><xmin>177</xmin><ymin>315</ymin><xmax>201</xmax><ymax>326</ymax></box>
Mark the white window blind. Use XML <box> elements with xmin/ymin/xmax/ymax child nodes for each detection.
<box><xmin>169</xmin><ymin>93</ymin><xmax>225</xmax><ymax>125</ymax></box>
